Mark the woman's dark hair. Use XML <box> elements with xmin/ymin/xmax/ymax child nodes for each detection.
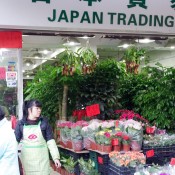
<box><xmin>0</xmin><ymin>106</ymin><xmax>5</xmax><ymax>121</ymax></box>
<box><xmin>23</xmin><ymin>99</ymin><xmax>42</xmax><ymax>120</ymax></box>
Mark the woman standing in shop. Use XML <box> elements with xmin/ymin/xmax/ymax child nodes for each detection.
<box><xmin>15</xmin><ymin>99</ymin><xmax>61</xmax><ymax>175</ymax></box>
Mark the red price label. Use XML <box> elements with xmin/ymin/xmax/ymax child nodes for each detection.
<box><xmin>146</xmin><ymin>150</ymin><xmax>154</xmax><ymax>158</ymax></box>
<box><xmin>170</xmin><ymin>158</ymin><xmax>175</xmax><ymax>165</ymax></box>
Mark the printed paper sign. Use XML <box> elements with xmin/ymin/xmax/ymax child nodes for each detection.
<box><xmin>8</xmin><ymin>61</ymin><xmax>16</xmax><ymax>71</ymax></box>
<box><xmin>7</xmin><ymin>81</ymin><xmax>17</xmax><ymax>87</ymax></box>
<box><xmin>6</xmin><ymin>71</ymin><xmax>17</xmax><ymax>81</ymax></box>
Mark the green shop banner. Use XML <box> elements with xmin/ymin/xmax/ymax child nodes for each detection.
<box><xmin>0</xmin><ymin>0</ymin><xmax>175</xmax><ymax>34</ymax></box>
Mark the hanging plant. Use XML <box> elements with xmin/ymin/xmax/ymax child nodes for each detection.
<box><xmin>123</xmin><ymin>46</ymin><xmax>148</xmax><ymax>74</ymax></box>
<box><xmin>77</xmin><ymin>47</ymin><xmax>97</xmax><ymax>75</ymax></box>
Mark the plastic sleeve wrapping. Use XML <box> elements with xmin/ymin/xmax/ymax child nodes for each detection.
<box><xmin>47</xmin><ymin>139</ymin><xmax>60</xmax><ymax>161</ymax></box>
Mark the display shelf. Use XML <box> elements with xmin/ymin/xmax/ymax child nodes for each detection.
<box><xmin>57</xmin><ymin>144</ymin><xmax>89</xmax><ymax>154</ymax></box>
<box><xmin>88</xmin><ymin>149</ymin><xmax>109</xmax><ymax>155</ymax></box>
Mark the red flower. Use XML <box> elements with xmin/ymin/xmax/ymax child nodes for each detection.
<box><xmin>123</xmin><ymin>135</ymin><xmax>130</xmax><ymax>140</ymax></box>
<box><xmin>115</xmin><ymin>132</ymin><xmax>123</xmax><ymax>137</ymax></box>
<box><xmin>104</xmin><ymin>132</ymin><xmax>111</xmax><ymax>138</ymax></box>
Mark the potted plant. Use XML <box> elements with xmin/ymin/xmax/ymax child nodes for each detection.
<box><xmin>123</xmin><ymin>46</ymin><xmax>148</xmax><ymax>74</ymax></box>
<box><xmin>112</xmin><ymin>132</ymin><xmax>123</xmax><ymax>151</ymax></box>
<box><xmin>71</xmin><ymin>126</ymin><xmax>83</xmax><ymax>151</ymax></box>
<box><xmin>77</xmin><ymin>46</ymin><xmax>97</xmax><ymax>74</ymax></box>
<box><xmin>78</xmin><ymin>158</ymin><xmax>99</xmax><ymax>175</ymax></box>
<box><xmin>60</xmin><ymin>126</ymin><xmax>72</xmax><ymax>148</ymax></box>
<box><xmin>95</xmin><ymin>131</ymin><xmax>112</xmax><ymax>153</ymax></box>
<box><xmin>61</xmin><ymin>156</ymin><xmax>77</xmax><ymax>175</ymax></box>
<box><xmin>122</xmin><ymin>134</ymin><xmax>131</xmax><ymax>152</ymax></box>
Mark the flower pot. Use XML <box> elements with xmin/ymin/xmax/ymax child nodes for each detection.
<box><xmin>90</xmin><ymin>141</ymin><xmax>97</xmax><ymax>150</ymax></box>
<box><xmin>83</xmin><ymin>137</ymin><xmax>91</xmax><ymax>149</ymax></box>
<box><xmin>131</xmin><ymin>140</ymin><xmax>141</xmax><ymax>151</ymax></box>
<box><xmin>101</xmin><ymin>145</ymin><xmax>112</xmax><ymax>153</ymax></box>
<box><xmin>122</xmin><ymin>144</ymin><xmax>130</xmax><ymax>152</ymax></box>
<box><xmin>113</xmin><ymin>145</ymin><xmax>121</xmax><ymax>152</ymax></box>
<box><xmin>67</xmin><ymin>140</ymin><xmax>73</xmax><ymax>149</ymax></box>
<box><xmin>96</xmin><ymin>144</ymin><xmax>103</xmax><ymax>152</ymax></box>
<box><xmin>72</xmin><ymin>140</ymin><xmax>83</xmax><ymax>152</ymax></box>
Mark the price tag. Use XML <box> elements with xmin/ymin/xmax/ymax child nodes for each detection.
<box><xmin>86</xmin><ymin>104</ymin><xmax>100</xmax><ymax>117</ymax></box>
<box><xmin>146</xmin><ymin>150</ymin><xmax>154</xmax><ymax>158</ymax></box>
<box><xmin>170</xmin><ymin>158</ymin><xmax>175</xmax><ymax>165</ymax></box>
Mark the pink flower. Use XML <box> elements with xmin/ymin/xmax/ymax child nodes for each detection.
<box><xmin>104</xmin><ymin>132</ymin><xmax>111</xmax><ymax>138</ymax></box>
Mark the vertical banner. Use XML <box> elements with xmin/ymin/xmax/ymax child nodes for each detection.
<box><xmin>0</xmin><ymin>31</ymin><xmax>22</xmax><ymax>48</ymax></box>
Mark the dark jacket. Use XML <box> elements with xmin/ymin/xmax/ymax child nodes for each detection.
<box><xmin>14</xmin><ymin>116</ymin><xmax>54</xmax><ymax>143</ymax></box>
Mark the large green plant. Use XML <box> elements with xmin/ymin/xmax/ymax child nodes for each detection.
<box><xmin>119</xmin><ymin>73</ymin><xmax>149</xmax><ymax>110</ymax></box>
<box><xmin>57</xmin><ymin>47</ymin><xmax>97</xmax><ymax>120</ymax></box>
<box><xmin>76</xmin><ymin>59</ymin><xmax>126</xmax><ymax>119</ymax></box>
<box><xmin>119</xmin><ymin>64</ymin><xmax>175</xmax><ymax>130</ymax></box>
<box><xmin>133</xmin><ymin>65</ymin><xmax>175</xmax><ymax>130</ymax></box>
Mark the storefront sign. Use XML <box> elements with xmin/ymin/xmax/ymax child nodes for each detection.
<box><xmin>0</xmin><ymin>1</ymin><xmax>175</xmax><ymax>34</ymax></box>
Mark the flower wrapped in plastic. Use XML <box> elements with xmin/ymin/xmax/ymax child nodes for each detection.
<box><xmin>120</xmin><ymin>119</ymin><xmax>143</xmax><ymax>151</ymax></box>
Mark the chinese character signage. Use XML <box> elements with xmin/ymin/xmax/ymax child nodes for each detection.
<box><xmin>0</xmin><ymin>0</ymin><xmax>175</xmax><ymax>34</ymax></box>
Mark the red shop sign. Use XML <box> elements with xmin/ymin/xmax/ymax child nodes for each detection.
<box><xmin>0</xmin><ymin>31</ymin><xmax>22</xmax><ymax>48</ymax></box>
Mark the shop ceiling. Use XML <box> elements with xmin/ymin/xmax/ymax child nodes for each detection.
<box><xmin>22</xmin><ymin>31</ymin><xmax>175</xmax><ymax>78</ymax></box>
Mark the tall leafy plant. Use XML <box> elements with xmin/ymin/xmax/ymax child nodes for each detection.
<box><xmin>133</xmin><ymin>65</ymin><xmax>175</xmax><ymax>130</ymax></box>
<box><xmin>76</xmin><ymin>59</ymin><xmax>126</xmax><ymax>119</ymax></box>
<box><xmin>57</xmin><ymin>47</ymin><xmax>97</xmax><ymax>120</ymax></box>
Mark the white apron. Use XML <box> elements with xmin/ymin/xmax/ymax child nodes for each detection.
<box><xmin>21</xmin><ymin>121</ymin><xmax>50</xmax><ymax>175</ymax></box>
